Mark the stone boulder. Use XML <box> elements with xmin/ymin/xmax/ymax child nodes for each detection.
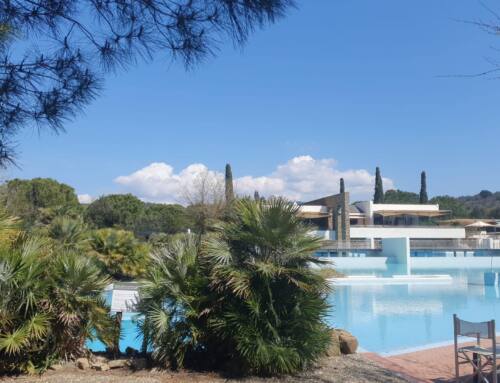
<box><xmin>328</xmin><ymin>329</ymin><xmax>358</xmax><ymax>355</ymax></box>
<box><xmin>326</xmin><ymin>330</ymin><xmax>342</xmax><ymax>357</ymax></box>
<box><xmin>92</xmin><ymin>363</ymin><xmax>110</xmax><ymax>371</ymax></box>
<box><xmin>76</xmin><ymin>358</ymin><xmax>90</xmax><ymax>370</ymax></box>
<box><xmin>338</xmin><ymin>330</ymin><xmax>358</xmax><ymax>354</ymax></box>
<box><xmin>125</xmin><ymin>347</ymin><xmax>139</xmax><ymax>357</ymax></box>
<box><xmin>108</xmin><ymin>359</ymin><xmax>129</xmax><ymax>369</ymax></box>
<box><xmin>130</xmin><ymin>357</ymin><xmax>148</xmax><ymax>370</ymax></box>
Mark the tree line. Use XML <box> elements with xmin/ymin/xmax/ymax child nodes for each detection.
<box><xmin>0</xmin><ymin>177</ymin><xmax>199</xmax><ymax>280</ymax></box>
<box><xmin>372</xmin><ymin>168</ymin><xmax>500</xmax><ymax>218</ymax></box>
<box><xmin>1</xmin><ymin>178</ymin><xmax>193</xmax><ymax>234</ymax></box>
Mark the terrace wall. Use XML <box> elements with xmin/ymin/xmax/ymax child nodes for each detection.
<box><xmin>350</xmin><ymin>226</ymin><xmax>466</xmax><ymax>239</ymax></box>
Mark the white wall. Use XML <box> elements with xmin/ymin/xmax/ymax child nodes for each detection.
<box><xmin>310</xmin><ymin>230</ymin><xmax>336</xmax><ymax>240</ymax></box>
<box><xmin>299</xmin><ymin>205</ymin><xmax>329</xmax><ymax>215</ymax></box>
<box><xmin>350</xmin><ymin>226</ymin><xmax>466</xmax><ymax>239</ymax></box>
<box><xmin>354</xmin><ymin>201</ymin><xmax>373</xmax><ymax>224</ymax></box>
<box><xmin>382</xmin><ymin>237</ymin><xmax>410</xmax><ymax>274</ymax></box>
<box><xmin>411</xmin><ymin>256</ymin><xmax>500</xmax><ymax>270</ymax></box>
<box><xmin>371</xmin><ymin>203</ymin><xmax>440</xmax><ymax>212</ymax></box>
<box><xmin>352</xmin><ymin>201</ymin><xmax>441</xmax><ymax>225</ymax></box>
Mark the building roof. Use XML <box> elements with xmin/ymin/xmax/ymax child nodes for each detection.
<box><xmin>297</xmin><ymin>205</ymin><xmax>329</xmax><ymax>219</ymax></box>
<box><xmin>349</xmin><ymin>205</ymin><xmax>363</xmax><ymax>214</ymax></box>
<box><xmin>465</xmin><ymin>221</ymin><xmax>495</xmax><ymax>228</ymax></box>
<box><xmin>438</xmin><ymin>219</ymin><xmax>497</xmax><ymax>226</ymax></box>
<box><xmin>373</xmin><ymin>209</ymin><xmax>450</xmax><ymax>218</ymax></box>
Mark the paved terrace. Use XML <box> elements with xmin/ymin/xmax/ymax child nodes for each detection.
<box><xmin>364</xmin><ymin>340</ymin><xmax>500</xmax><ymax>383</ymax></box>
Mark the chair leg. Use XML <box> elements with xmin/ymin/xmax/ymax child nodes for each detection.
<box><xmin>493</xmin><ymin>355</ymin><xmax>497</xmax><ymax>383</ymax></box>
<box><xmin>472</xmin><ymin>353</ymin><xmax>480</xmax><ymax>383</ymax></box>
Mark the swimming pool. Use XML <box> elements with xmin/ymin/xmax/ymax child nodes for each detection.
<box><xmin>328</xmin><ymin>263</ymin><xmax>500</xmax><ymax>355</ymax></box>
<box><xmin>88</xmin><ymin>255</ymin><xmax>500</xmax><ymax>356</ymax></box>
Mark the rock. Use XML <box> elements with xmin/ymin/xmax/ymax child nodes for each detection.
<box><xmin>108</xmin><ymin>359</ymin><xmax>129</xmax><ymax>369</ymax></box>
<box><xmin>49</xmin><ymin>363</ymin><xmax>64</xmax><ymax>371</ymax></box>
<box><xmin>131</xmin><ymin>357</ymin><xmax>148</xmax><ymax>370</ymax></box>
<box><xmin>76</xmin><ymin>358</ymin><xmax>90</xmax><ymax>370</ymax></box>
<box><xmin>125</xmin><ymin>347</ymin><xmax>139</xmax><ymax>357</ymax></box>
<box><xmin>338</xmin><ymin>330</ymin><xmax>358</xmax><ymax>354</ymax></box>
<box><xmin>92</xmin><ymin>356</ymin><xmax>109</xmax><ymax>364</ymax></box>
<box><xmin>327</xmin><ymin>330</ymin><xmax>342</xmax><ymax>357</ymax></box>
<box><xmin>93</xmin><ymin>363</ymin><xmax>110</xmax><ymax>371</ymax></box>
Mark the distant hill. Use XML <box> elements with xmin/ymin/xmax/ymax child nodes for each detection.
<box><xmin>384</xmin><ymin>189</ymin><xmax>500</xmax><ymax>219</ymax></box>
<box><xmin>456</xmin><ymin>191</ymin><xmax>500</xmax><ymax>218</ymax></box>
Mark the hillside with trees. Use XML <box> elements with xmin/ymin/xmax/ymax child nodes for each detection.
<box><xmin>383</xmin><ymin>189</ymin><xmax>500</xmax><ymax>219</ymax></box>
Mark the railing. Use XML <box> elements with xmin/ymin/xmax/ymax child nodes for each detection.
<box><xmin>318</xmin><ymin>238</ymin><xmax>500</xmax><ymax>251</ymax></box>
<box><xmin>410</xmin><ymin>238</ymin><xmax>500</xmax><ymax>250</ymax></box>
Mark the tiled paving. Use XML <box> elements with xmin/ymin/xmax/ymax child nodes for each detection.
<box><xmin>365</xmin><ymin>341</ymin><xmax>500</xmax><ymax>383</ymax></box>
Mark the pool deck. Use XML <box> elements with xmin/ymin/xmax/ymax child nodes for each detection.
<box><xmin>364</xmin><ymin>341</ymin><xmax>494</xmax><ymax>382</ymax></box>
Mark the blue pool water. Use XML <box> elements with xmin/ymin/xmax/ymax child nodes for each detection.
<box><xmin>328</xmin><ymin>264</ymin><xmax>500</xmax><ymax>354</ymax></box>
<box><xmin>89</xmin><ymin>256</ymin><xmax>500</xmax><ymax>356</ymax></box>
<box><xmin>86</xmin><ymin>312</ymin><xmax>143</xmax><ymax>352</ymax></box>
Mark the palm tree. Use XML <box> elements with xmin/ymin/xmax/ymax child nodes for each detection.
<box><xmin>89</xmin><ymin>228</ymin><xmax>149</xmax><ymax>280</ymax></box>
<box><xmin>0</xmin><ymin>236</ymin><xmax>51</xmax><ymax>373</ymax></box>
<box><xmin>48</xmin><ymin>216</ymin><xmax>90</xmax><ymax>251</ymax></box>
<box><xmin>138</xmin><ymin>198</ymin><xmax>332</xmax><ymax>375</ymax></box>
<box><xmin>203</xmin><ymin>198</ymin><xmax>332</xmax><ymax>375</ymax></box>
<box><xmin>0</xmin><ymin>210</ymin><xmax>115</xmax><ymax>373</ymax></box>
<box><xmin>137</xmin><ymin>235</ymin><xmax>214</xmax><ymax>369</ymax></box>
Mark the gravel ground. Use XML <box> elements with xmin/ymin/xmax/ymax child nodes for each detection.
<box><xmin>0</xmin><ymin>355</ymin><xmax>413</xmax><ymax>383</ymax></box>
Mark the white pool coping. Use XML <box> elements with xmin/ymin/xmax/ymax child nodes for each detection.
<box><xmin>374</xmin><ymin>332</ymin><xmax>500</xmax><ymax>356</ymax></box>
<box><xmin>329</xmin><ymin>274</ymin><xmax>453</xmax><ymax>285</ymax></box>
<box><xmin>377</xmin><ymin>339</ymin><xmax>456</xmax><ymax>356</ymax></box>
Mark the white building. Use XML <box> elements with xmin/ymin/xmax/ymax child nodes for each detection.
<box><xmin>298</xmin><ymin>194</ymin><xmax>466</xmax><ymax>241</ymax></box>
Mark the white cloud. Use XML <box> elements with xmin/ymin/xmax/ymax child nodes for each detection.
<box><xmin>78</xmin><ymin>194</ymin><xmax>95</xmax><ymax>204</ymax></box>
<box><xmin>114</xmin><ymin>156</ymin><xmax>395</xmax><ymax>204</ymax></box>
<box><xmin>114</xmin><ymin>162</ymin><xmax>223</xmax><ymax>204</ymax></box>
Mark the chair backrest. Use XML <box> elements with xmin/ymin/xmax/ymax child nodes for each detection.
<box><xmin>454</xmin><ymin>314</ymin><xmax>495</xmax><ymax>340</ymax></box>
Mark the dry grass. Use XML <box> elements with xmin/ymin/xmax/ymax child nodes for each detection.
<box><xmin>0</xmin><ymin>355</ymin><xmax>412</xmax><ymax>383</ymax></box>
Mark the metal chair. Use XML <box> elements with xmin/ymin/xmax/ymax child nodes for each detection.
<box><xmin>454</xmin><ymin>314</ymin><xmax>498</xmax><ymax>383</ymax></box>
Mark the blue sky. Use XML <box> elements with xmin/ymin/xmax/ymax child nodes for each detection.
<box><xmin>6</xmin><ymin>0</ymin><xmax>500</xmax><ymax>203</ymax></box>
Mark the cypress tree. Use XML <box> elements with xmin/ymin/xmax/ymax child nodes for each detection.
<box><xmin>254</xmin><ymin>190</ymin><xmax>260</xmax><ymax>201</ymax></box>
<box><xmin>225</xmin><ymin>163</ymin><xmax>234</xmax><ymax>203</ymax></box>
<box><xmin>373</xmin><ymin>167</ymin><xmax>384</xmax><ymax>203</ymax></box>
<box><xmin>340</xmin><ymin>178</ymin><xmax>345</xmax><ymax>194</ymax></box>
<box><xmin>419</xmin><ymin>171</ymin><xmax>428</xmax><ymax>204</ymax></box>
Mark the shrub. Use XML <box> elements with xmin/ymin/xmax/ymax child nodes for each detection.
<box><xmin>48</xmin><ymin>216</ymin><xmax>90</xmax><ymax>251</ymax></box>
<box><xmin>0</xmin><ymin>233</ymin><xmax>115</xmax><ymax>374</ymax></box>
<box><xmin>138</xmin><ymin>198</ymin><xmax>332</xmax><ymax>375</ymax></box>
<box><xmin>89</xmin><ymin>228</ymin><xmax>149</xmax><ymax>280</ymax></box>
<box><xmin>137</xmin><ymin>235</ymin><xmax>215</xmax><ymax>369</ymax></box>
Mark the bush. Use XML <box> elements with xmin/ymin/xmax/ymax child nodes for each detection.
<box><xmin>138</xmin><ymin>198</ymin><xmax>331</xmax><ymax>375</ymax></box>
<box><xmin>137</xmin><ymin>235</ymin><xmax>214</xmax><ymax>369</ymax></box>
<box><xmin>89</xmin><ymin>228</ymin><xmax>149</xmax><ymax>280</ymax></box>
<box><xmin>0</xmin><ymin>232</ymin><xmax>115</xmax><ymax>374</ymax></box>
<box><xmin>48</xmin><ymin>216</ymin><xmax>90</xmax><ymax>251</ymax></box>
